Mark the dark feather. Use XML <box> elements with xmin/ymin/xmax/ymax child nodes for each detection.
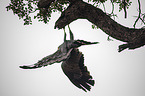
<box><xmin>20</xmin><ymin>48</ymin><xmax>73</xmax><ymax>69</ymax></box>
<box><xmin>61</xmin><ymin>48</ymin><xmax>94</xmax><ymax>92</ymax></box>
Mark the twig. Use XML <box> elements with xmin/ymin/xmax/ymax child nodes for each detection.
<box><xmin>133</xmin><ymin>0</ymin><xmax>141</xmax><ymax>28</ymax></box>
<box><xmin>102</xmin><ymin>3</ymin><xmax>106</xmax><ymax>12</ymax></box>
<box><xmin>110</xmin><ymin>1</ymin><xmax>114</xmax><ymax>15</ymax></box>
<box><xmin>123</xmin><ymin>0</ymin><xmax>127</xmax><ymax>18</ymax></box>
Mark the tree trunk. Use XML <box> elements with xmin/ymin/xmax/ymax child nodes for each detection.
<box><xmin>54</xmin><ymin>0</ymin><xmax>145</xmax><ymax>52</ymax></box>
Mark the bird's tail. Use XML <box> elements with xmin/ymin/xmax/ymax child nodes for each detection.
<box><xmin>73</xmin><ymin>40</ymin><xmax>99</xmax><ymax>48</ymax></box>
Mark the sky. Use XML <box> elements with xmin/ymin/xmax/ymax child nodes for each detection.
<box><xmin>0</xmin><ymin>0</ymin><xmax>145</xmax><ymax>96</ymax></box>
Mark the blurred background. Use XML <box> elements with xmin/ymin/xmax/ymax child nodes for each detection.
<box><xmin>0</xmin><ymin>0</ymin><xmax>145</xmax><ymax>96</ymax></box>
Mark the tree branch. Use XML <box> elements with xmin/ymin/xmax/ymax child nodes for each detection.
<box><xmin>55</xmin><ymin>0</ymin><xmax>145</xmax><ymax>52</ymax></box>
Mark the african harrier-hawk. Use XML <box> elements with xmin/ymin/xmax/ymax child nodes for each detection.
<box><xmin>20</xmin><ymin>26</ymin><xmax>98</xmax><ymax>92</ymax></box>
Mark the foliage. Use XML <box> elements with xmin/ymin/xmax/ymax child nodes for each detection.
<box><xmin>6</xmin><ymin>0</ymin><xmax>38</xmax><ymax>25</ymax></box>
<box><xmin>6</xmin><ymin>0</ymin><xmax>69</xmax><ymax>25</ymax></box>
<box><xmin>6</xmin><ymin>0</ymin><xmax>143</xmax><ymax>26</ymax></box>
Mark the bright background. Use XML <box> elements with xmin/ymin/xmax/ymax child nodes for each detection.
<box><xmin>0</xmin><ymin>0</ymin><xmax>145</xmax><ymax>96</ymax></box>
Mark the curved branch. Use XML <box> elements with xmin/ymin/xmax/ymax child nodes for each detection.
<box><xmin>55</xmin><ymin>0</ymin><xmax>145</xmax><ymax>52</ymax></box>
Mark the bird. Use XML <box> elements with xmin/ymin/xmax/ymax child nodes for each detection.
<box><xmin>20</xmin><ymin>26</ymin><xmax>98</xmax><ymax>92</ymax></box>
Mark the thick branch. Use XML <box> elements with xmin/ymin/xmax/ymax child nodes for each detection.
<box><xmin>55</xmin><ymin>0</ymin><xmax>145</xmax><ymax>52</ymax></box>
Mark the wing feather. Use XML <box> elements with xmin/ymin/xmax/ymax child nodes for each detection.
<box><xmin>61</xmin><ymin>48</ymin><xmax>94</xmax><ymax>92</ymax></box>
<box><xmin>20</xmin><ymin>49</ymin><xmax>73</xmax><ymax>69</ymax></box>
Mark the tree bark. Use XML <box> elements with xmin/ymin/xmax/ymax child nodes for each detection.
<box><xmin>54</xmin><ymin>0</ymin><xmax>145</xmax><ymax>52</ymax></box>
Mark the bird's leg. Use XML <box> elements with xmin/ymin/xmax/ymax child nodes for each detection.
<box><xmin>68</xmin><ymin>25</ymin><xmax>74</xmax><ymax>40</ymax></box>
<box><xmin>63</xmin><ymin>28</ymin><xmax>67</xmax><ymax>42</ymax></box>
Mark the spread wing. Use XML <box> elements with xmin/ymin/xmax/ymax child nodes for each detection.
<box><xmin>61</xmin><ymin>48</ymin><xmax>94</xmax><ymax>92</ymax></box>
<box><xmin>20</xmin><ymin>49</ymin><xmax>73</xmax><ymax>69</ymax></box>
<box><xmin>19</xmin><ymin>39</ymin><xmax>98</xmax><ymax>69</ymax></box>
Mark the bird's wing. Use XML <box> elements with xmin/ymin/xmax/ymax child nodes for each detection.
<box><xmin>19</xmin><ymin>39</ymin><xmax>98</xmax><ymax>69</ymax></box>
<box><xmin>20</xmin><ymin>48</ymin><xmax>73</xmax><ymax>69</ymax></box>
<box><xmin>61</xmin><ymin>48</ymin><xmax>94</xmax><ymax>92</ymax></box>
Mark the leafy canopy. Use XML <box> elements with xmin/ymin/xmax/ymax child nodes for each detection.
<box><xmin>6</xmin><ymin>0</ymin><xmax>132</xmax><ymax>25</ymax></box>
